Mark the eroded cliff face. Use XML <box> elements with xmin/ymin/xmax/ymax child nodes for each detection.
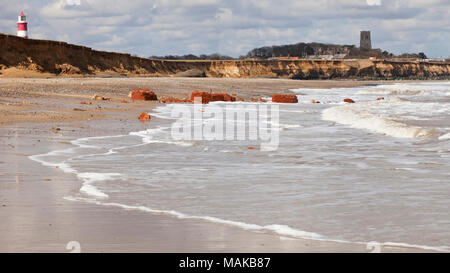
<box><xmin>212</xmin><ymin>60</ymin><xmax>450</xmax><ymax>79</ymax></box>
<box><xmin>1</xmin><ymin>33</ymin><xmax>449</xmax><ymax>79</ymax></box>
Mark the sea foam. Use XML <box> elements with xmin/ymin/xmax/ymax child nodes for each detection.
<box><xmin>77</xmin><ymin>172</ymin><xmax>123</xmax><ymax>198</ymax></box>
<box><xmin>322</xmin><ymin>102</ymin><xmax>434</xmax><ymax>138</ymax></box>
<box><xmin>62</xmin><ymin>196</ymin><xmax>450</xmax><ymax>252</ymax></box>
<box><xmin>439</xmin><ymin>133</ymin><xmax>450</xmax><ymax>141</ymax></box>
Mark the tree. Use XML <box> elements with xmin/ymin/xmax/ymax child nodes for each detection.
<box><xmin>418</xmin><ymin>52</ymin><xmax>427</xmax><ymax>59</ymax></box>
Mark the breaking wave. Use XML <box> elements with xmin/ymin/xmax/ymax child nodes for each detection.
<box><xmin>322</xmin><ymin>102</ymin><xmax>434</xmax><ymax>138</ymax></box>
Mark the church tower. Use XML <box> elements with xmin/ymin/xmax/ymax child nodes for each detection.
<box><xmin>360</xmin><ymin>31</ymin><xmax>371</xmax><ymax>50</ymax></box>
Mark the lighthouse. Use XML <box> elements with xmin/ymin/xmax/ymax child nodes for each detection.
<box><xmin>17</xmin><ymin>11</ymin><xmax>28</xmax><ymax>38</ymax></box>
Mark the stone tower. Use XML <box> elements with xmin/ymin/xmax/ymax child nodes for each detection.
<box><xmin>360</xmin><ymin>31</ymin><xmax>372</xmax><ymax>50</ymax></box>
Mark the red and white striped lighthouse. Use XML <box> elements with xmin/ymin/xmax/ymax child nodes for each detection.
<box><xmin>17</xmin><ymin>11</ymin><xmax>28</xmax><ymax>38</ymax></box>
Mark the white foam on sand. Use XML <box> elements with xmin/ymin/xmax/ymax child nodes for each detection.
<box><xmin>322</xmin><ymin>101</ymin><xmax>434</xmax><ymax>138</ymax></box>
<box><xmin>29</xmin><ymin>116</ymin><xmax>195</xmax><ymax>202</ymax></box>
<box><xmin>29</xmin><ymin>153</ymin><xmax>78</xmax><ymax>173</ymax></box>
<box><xmin>382</xmin><ymin>242</ymin><xmax>450</xmax><ymax>252</ymax></box>
<box><xmin>62</xmin><ymin>196</ymin><xmax>327</xmax><ymax>241</ymax></box>
<box><xmin>29</xmin><ymin>145</ymin><xmax>85</xmax><ymax>174</ymax></box>
<box><xmin>79</xmin><ymin>184</ymin><xmax>109</xmax><ymax>198</ymax></box>
<box><xmin>144</xmin><ymin>139</ymin><xmax>195</xmax><ymax>146</ymax></box>
<box><xmin>130</xmin><ymin>128</ymin><xmax>195</xmax><ymax>146</ymax></box>
<box><xmin>62</xmin><ymin>196</ymin><xmax>450</xmax><ymax>252</ymax></box>
<box><xmin>439</xmin><ymin>133</ymin><xmax>450</xmax><ymax>140</ymax></box>
<box><xmin>77</xmin><ymin>173</ymin><xmax>123</xmax><ymax>199</ymax></box>
<box><xmin>29</xmin><ymin>134</ymin><xmax>135</xmax><ymax>200</ymax></box>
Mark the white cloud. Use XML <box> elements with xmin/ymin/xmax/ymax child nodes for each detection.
<box><xmin>366</xmin><ymin>0</ymin><xmax>381</xmax><ymax>6</ymax></box>
<box><xmin>66</xmin><ymin>0</ymin><xmax>81</xmax><ymax>6</ymax></box>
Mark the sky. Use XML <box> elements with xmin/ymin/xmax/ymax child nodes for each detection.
<box><xmin>0</xmin><ymin>0</ymin><xmax>449</xmax><ymax>58</ymax></box>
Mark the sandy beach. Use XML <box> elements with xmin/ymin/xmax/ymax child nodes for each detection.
<box><xmin>0</xmin><ymin>77</ymin><xmax>440</xmax><ymax>253</ymax></box>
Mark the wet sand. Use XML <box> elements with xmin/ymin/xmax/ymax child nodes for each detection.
<box><xmin>0</xmin><ymin>77</ymin><xmax>435</xmax><ymax>252</ymax></box>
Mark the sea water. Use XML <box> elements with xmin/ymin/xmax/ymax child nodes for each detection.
<box><xmin>30</xmin><ymin>81</ymin><xmax>450</xmax><ymax>251</ymax></box>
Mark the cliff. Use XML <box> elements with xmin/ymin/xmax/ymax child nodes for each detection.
<box><xmin>1</xmin><ymin>33</ymin><xmax>449</xmax><ymax>79</ymax></box>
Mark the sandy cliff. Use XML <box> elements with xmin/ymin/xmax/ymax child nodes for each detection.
<box><xmin>1</xmin><ymin>33</ymin><xmax>449</xmax><ymax>79</ymax></box>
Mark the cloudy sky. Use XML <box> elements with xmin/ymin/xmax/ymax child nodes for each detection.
<box><xmin>0</xmin><ymin>0</ymin><xmax>449</xmax><ymax>58</ymax></box>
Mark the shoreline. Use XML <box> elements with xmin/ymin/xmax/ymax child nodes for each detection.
<box><xmin>0</xmin><ymin>77</ymin><xmax>442</xmax><ymax>252</ymax></box>
<box><xmin>1</xmin><ymin>77</ymin><xmax>442</xmax><ymax>127</ymax></box>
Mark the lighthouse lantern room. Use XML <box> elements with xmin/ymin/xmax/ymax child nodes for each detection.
<box><xmin>17</xmin><ymin>11</ymin><xmax>28</xmax><ymax>38</ymax></box>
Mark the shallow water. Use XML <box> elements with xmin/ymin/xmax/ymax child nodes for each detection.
<box><xmin>30</xmin><ymin>81</ymin><xmax>450</xmax><ymax>251</ymax></box>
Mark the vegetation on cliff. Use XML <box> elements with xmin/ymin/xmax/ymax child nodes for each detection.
<box><xmin>246</xmin><ymin>42</ymin><xmax>427</xmax><ymax>60</ymax></box>
<box><xmin>148</xmin><ymin>53</ymin><xmax>234</xmax><ymax>60</ymax></box>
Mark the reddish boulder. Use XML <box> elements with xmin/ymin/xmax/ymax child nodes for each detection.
<box><xmin>190</xmin><ymin>91</ymin><xmax>210</xmax><ymax>103</ymax></box>
<box><xmin>190</xmin><ymin>91</ymin><xmax>236</xmax><ymax>104</ymax></box>
<box><xmin>211</xmin><ymin>93</ymin><xmax>235</xmax><ymax>102</ymax></box>
<box><xmin>343</xmin><ymin>98</ymin><xmax>355</xmax><ymax>103</ymax></box>
<box><xmin>130</xmin><ymin>88</ymin><xmax>158</xmax><ymax>101</ymax></box>
<box><xmin>272</xmin><ymin>94</ymin><xmax>298</xmax><ymax>103</ymax></box>
<box><xmin>251</xmin><ymin>97</ymin><xmax>268</xmax><ymax>103</ymax></box>
<box><xmin>138</xmin><ymin>112</ymin><xmax>151</xmax><ymax>121</ymax></box>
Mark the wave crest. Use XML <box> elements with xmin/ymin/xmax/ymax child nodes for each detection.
<box><xmin>322</xmin><ymin>103</ymin><xmax>434</xmax><ymax>138</ymax></box>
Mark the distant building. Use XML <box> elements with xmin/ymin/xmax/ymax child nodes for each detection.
<box><xmin>17</xmin><ymin>11</ymin><xmax>28</xmax><ymax>38</ymax></box>
<box><xmin>360</xmin><ymin>31</ymin><xmax>371</xmax><ymax>50</ymax></box>
<box><xmin>333</xmin><ymin>53</ymin><xmax>349</xmax><ymax>59</ymax></box>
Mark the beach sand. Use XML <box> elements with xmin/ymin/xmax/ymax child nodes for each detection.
<box><xmin>0</xmin><ymin>77</ymin><xmax>434</xmax><ymax>252</ymax></box>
